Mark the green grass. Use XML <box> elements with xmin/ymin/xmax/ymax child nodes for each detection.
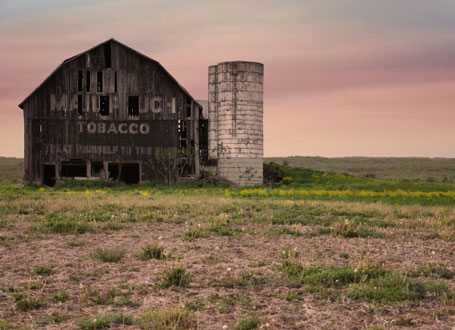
<box><xmin>279</xmin><ymin>262</ymin><xmax>449</xmax><ymax>303</ymax></box>
<box><xmin>409</xmin><ymin>263</ymin><xmax>455</xmax><ymax>279</ymax></box>
<box><xmin>347</xmin><ymin>274</ymin><xmax>427</xmax><ymax>303</ymax></box>
<box><xmin>40</xmin><ymin>213</ymin><xmax>96</xmax><ymax>234</ymax></box>
<box><xmin>92</xmin><ymin>247</ymin><xmax>125</xmax><ymax>263</ymax></box>
<box><xmin>0</xmin><ymin>157</ymin><xmax>23</xmax><ymax>185</ymax></box>
<box><xmin>136</xmin><ymin>308</ymin><xmax>195</xmax><ymax>330</ymax></box>
<box><xmin>13</xmin><ymin>293</ymin><xmax>46</xmax><ymax>311</ymax></box>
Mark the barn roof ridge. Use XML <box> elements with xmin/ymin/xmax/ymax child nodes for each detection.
<box><xmin>18</xmin><ymin>38</ymin><xmax>201</xmax><ymax>109</ymax></box>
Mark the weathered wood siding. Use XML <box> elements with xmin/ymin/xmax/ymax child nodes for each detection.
<box><xmin>20</xmin><ymin>39</ymin><xmax>204</xmax><ymax>184</ymax></box>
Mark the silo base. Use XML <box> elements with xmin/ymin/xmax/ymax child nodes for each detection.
<box><xmin>218</xmin><ymin>158</ymin><xmax>263</xmax><ymax>186</ymax></box>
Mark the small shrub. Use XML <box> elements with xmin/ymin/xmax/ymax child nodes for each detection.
<box><xmin>281</xmin><ymin>247</ymin><xmax>300</xmax><ymax>259</ymax></box>
<box><xmin>33</xmin><ymin>266</ymin><xmax>53</xmax><ymax>276</ymax></box>
<box><xmin>13</xmin><ymin>293</ymin><xmax>46</xmax><ymax>311</ymax></box>
<box><xmin>184</xmin><ymin>226</ymin><xmax>209</xmax><ymax>241</ymax></box>
<box><xmin>137</xmin><ymin>308</ymin><xmax>196</xmax><ymax>330</ymax></box>
<box><xmin>267</xmin><ymin>226</ymin><xmax>302</xmax><ymax>237</ymax></box>
<box><xmin>332</xmin><ymin>221</ymin><xmax>384</xmax><ymax>238</ymax></box>
<box><xmin>217</xmin><ymin>296</ymin><xmax>236</xmax><ymax>313</ymax></box>
<box><xmin>137</xmin><ymin>244</ymin><xmax>166</xmax><ymax>261</ymax></box>
<box><xmin>209</xmin><ymin>222</ymin><xmax>235</xmax><ymax>236</ymax></box>
<box><xmin>53</xmin><ymin>291</ymin><xmax>70</xmax><ymax>303</ymax></box>
<box><xmin>248</xmin><ymin>259</ymin><xmax>267</xmax><ymax>267</ymax></box>
<box><xmin>67</xmin><ymin>240</ymin><xmax>86</xmax><ymax>247</ymax></box>
<box><xmin>184</xmin><ymin>300</ymin><xmax>206</xmax><ymax>311</ymax></box>
<box><xmin>102</xmin><ymin>222</ymin><xmax>124</xmax><ymax>231</ymax></box>
<box><xmin>49</xmin><ymin>313</ymin><xmax>70</xmax><ymax>323</ymax></box>
<box><xmin>93</xmin><ymin>247</ymin><xmax>125</xmax><ymax>263</ymax></box>
<box><xmin>160</xmin><ymin>267</ymin><xmax>191</xmax><ymax>288</ymax></box>
<box><xmin>234</xmin><ymin>315</ymin><xmax>261</xmax><ymax>330</ymax></box>
<box><xmin>263</xmin><ymin>162</ymin><xmax>284</xmax><ymax>184</ymax></box>
<box><xmin>79</xmin><ymin>315</ymin><xmax>118</xmax><ymax>329</ymax></box>
<box><xmin>280</xmin><ymin>176</ymin><xmax>293</xmax><ymax>185</ymax></box>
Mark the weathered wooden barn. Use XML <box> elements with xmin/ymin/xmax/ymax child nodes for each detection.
<box><xmin>19</xmin><ymin>39</ymin><xmax>208</xmax><ymax>186</ymax></box>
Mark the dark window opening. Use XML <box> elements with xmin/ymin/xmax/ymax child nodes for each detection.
<box><xmin>100</xmin><ymin>96</ymin><xmax>109</xmax><ymax>116</ymax></box>
<box><xmin>120</xmin><ymin>163</ymin><xmax>140</xmax><ymax>184</ymax></box>
<box><xmin>108</xmin><ymin>163</ymin><xmax>119</xmax><ymax>180</ymax></box>
<box><xmin>128</xmin><ymin>96</ymin><xmax>139</xmax><ymax>117</ymax></box>
<box><xmin>104</xmin><ymin>42</ymin><xmax>112</xmax><ymax>68</ymax></box>
<box><xmin>186</xmin><ymin>98</ymin><xmax>191</xmax><ymax>118</ymax></box>
<box><xmin>77</xmin><ymin>70</ymin><xmax>83</xmax><ymax>92</ymax></box>
<box><xmin>114</xmin><ymin>72</ymin><xmax>118</xmax><ymax>93</ymax></box>
<box><xmin>178</xmin><ymin>119</ymin><xmax>187</xmax><ymax>148</ymax></box>
<box><xmin>43</xmin><ymin>164</ymin><xmax>56</xmax><ymax>187</ymax></box>
<box><xmin>77</xmin><ymin>95</ymin><xmax>83</xmax><ymax>116</ymax></box>
<box><xmin>86</xmin><ymin>70</ymin><xmax>91</xmax><ymax>92</ymax></box>
<box><xmin>199</xmin><ymin>119</ymin><xmax>209</xmax><ymax>163</ymax></box>
<box><xmin>60</xmin><ymin>160</ymin><xmax>86</xmax><ymax>178</ymax></box>
<box><xmin>97</xmin><ymin>71</ymin><xmax>103</xmax><ymax>92</ymax></box>
<box><xmin>91</xmin><ymin>161</ymin><xmax>104</xmax><ymax>177</ymax></box>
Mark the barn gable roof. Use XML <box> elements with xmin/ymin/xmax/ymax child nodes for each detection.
<box><xmin>18</xmin><ymin>38</ymin><xmax>201</xmax><ymax>109</ymax></box>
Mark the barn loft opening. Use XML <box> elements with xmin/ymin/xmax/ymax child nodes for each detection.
<box><xmin>77</xmin><ymin>70</ymin><xmax>83</xmax><ymax>92</ymax></box>
<box><xmin>42</xmin><ymin>164</ymin><xmax>56</xmax><ymax>187</ymax></box>
<box><xmin>114</xmin><ymin>72</ymin><xmax>118</xmax><ymax>93</ymax></box>
<box><xmin>77</xmin><ymin>95</ymin><xmax>83</xmax><ymax>116</ymax></box>
<box><xmin>97</xmin><ymin>72</ymin><xmax>103</xmax><ymax>92</ymax></box>
<box><xmin>120</xmin><ymin>163</ymin><xmax>140</xmax><ymax>184</ymax></box>
<box><xmin>104</xmin><ymin>42</ymin><xmax>111</xmax><ymax>68</ymax></box>
<box><xmin>100</xmin><ymin>96</ymin><xmax>109</xmax><ymax>116</ymax></box>
<box><xmin>108</xmin><ymin>163</ymin><xmax>119</xmax><ymax>180</ymax></box>
<box><xmin>86</xmin><ymin>70</ymin><xmax>91</xmax><ymax>92</ymax></box>
<box><xmin>128</xmin><ymin>96</ymin><xmax>139</xmax><ymax>116</ymax></box>
<box><xmin>60</xmin><ymin>160</ymin><xmax>86</xmax><ymax>178</ymax></box>
<box><xmin>91</xmin><ymin>161</ymin><xmax>104</xmax><ymax>177</ymax></box>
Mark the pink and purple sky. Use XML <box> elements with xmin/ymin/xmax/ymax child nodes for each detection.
<box><xmin>1</xmin><ymin>0</ymin><xmax>454</xmax><ymax>158</ymax></box>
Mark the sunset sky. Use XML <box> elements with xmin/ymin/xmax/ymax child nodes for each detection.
<box><xmin>1</xmin><ymin>0</ymin><xmax>454</xmax><ymax>158</ymax></box>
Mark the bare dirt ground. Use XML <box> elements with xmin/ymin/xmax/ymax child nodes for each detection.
<box><xmin>1</xmin><ymin>193</ymin><xmax>455</xmax><ymax>329</ymax></box>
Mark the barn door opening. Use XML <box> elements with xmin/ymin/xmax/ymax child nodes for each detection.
<box><xmin>120</xmin><ymin>163</ymin><xmax>140</xmax><ymax>184</ymax></box>
<box><xmin>43</xmin><ymin>164</ymin><xmax>56</xmax><ymax>187</ymax></box>
<box><xmin>108</xmin><ymin>163</ymin><xmax>119</xmax><ymax>180</ymax></box>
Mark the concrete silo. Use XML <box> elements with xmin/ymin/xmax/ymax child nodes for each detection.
<box><xmin>208</xmin><ymin>61</ymin><xmax>263</xmax><ymax>186</ymax></box>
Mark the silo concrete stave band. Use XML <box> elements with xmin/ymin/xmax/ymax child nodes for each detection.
<box><xmin>208</xmin><ymin>61</ymin><xmax>263</xmax><ymax>186</ymax></box>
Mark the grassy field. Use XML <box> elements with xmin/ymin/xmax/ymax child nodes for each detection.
<box><xmin>1</xmin><ymin>168</ymin><xmax>455</xmax><ymax>329</ymax></box>
<box><xmin>265</xmin><ymin>156</ymin><xmax>455</xmax><ymax>182</ymax></box>
<box><xmin>0</xmin><ymin>157</ymin><xmax>22</xmax><ymax>186</ymax></box>
<box><xmin>2</xmin><ymin>156</ymin><xmax>455</xmax><ymax>185</ymax></box>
